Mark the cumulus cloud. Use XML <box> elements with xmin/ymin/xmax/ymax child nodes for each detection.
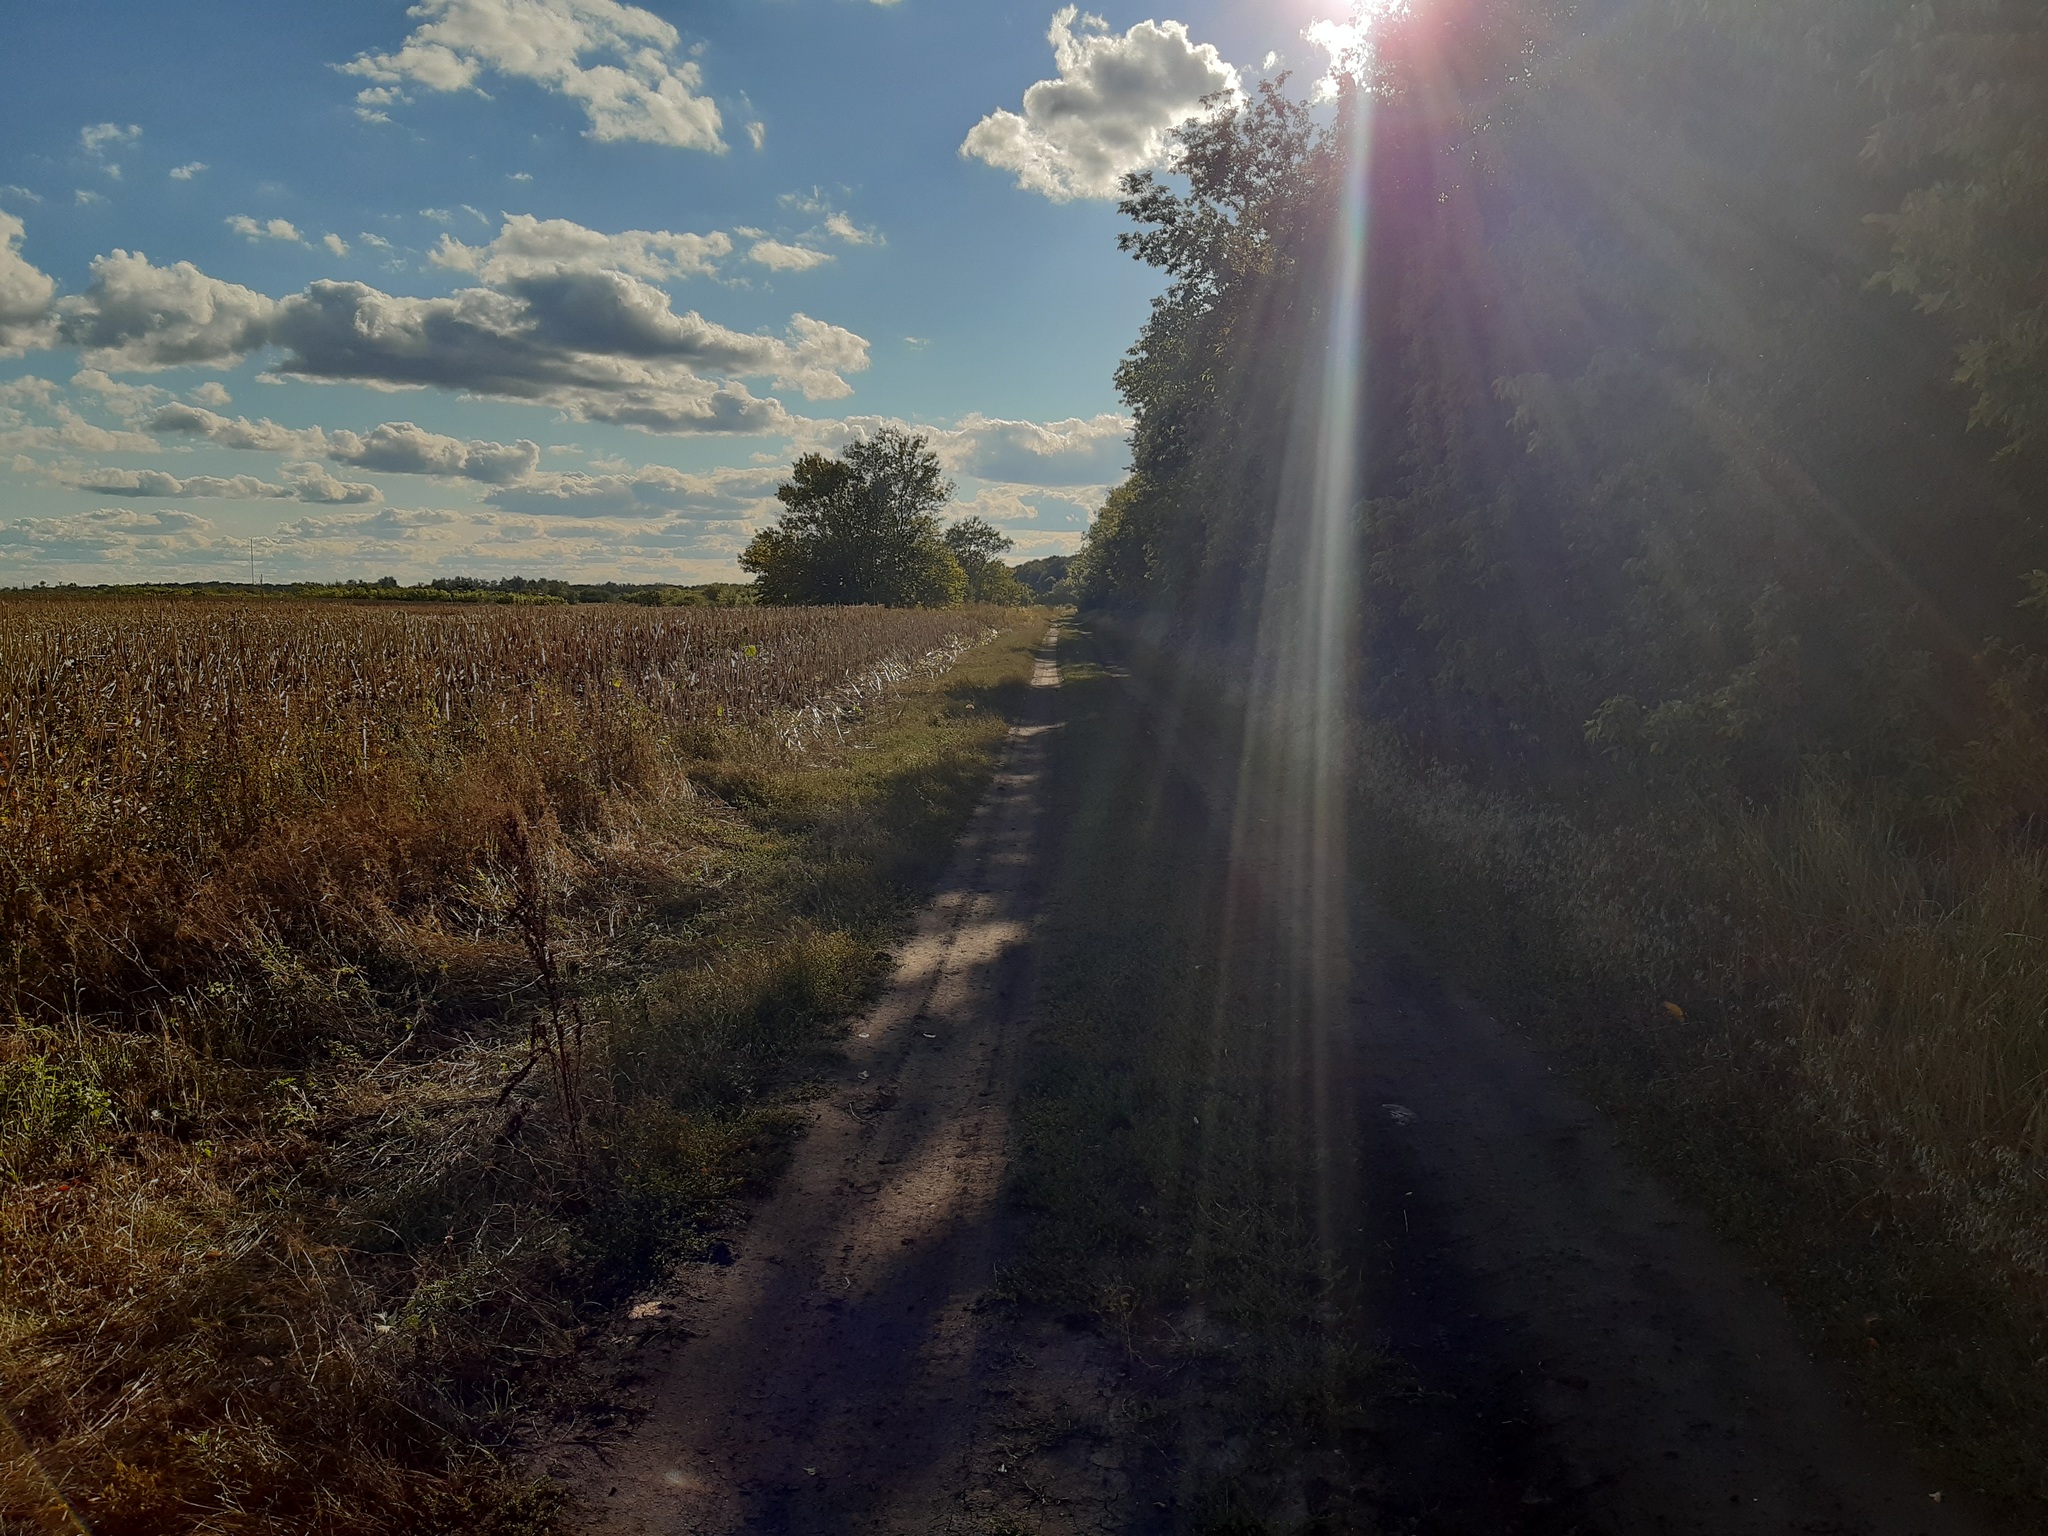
<box><xmin>327</xmin><ymin>421</ymin><xmax>541</xmax><ymax>484</ymax></box>
<box><xmin>747</xmin><ymin>239</ymin><xmax>833</xmax><ymax>273</ymax></box>
<box><xmin>147</xmin><ymin>404</ymin><xmax>542</xmax><ymax>484</ymax></box>
<box><xmin>323</xmin><ymin>233</ymin><xmax>351</xmax><ymax>257</ymax></box>
<box><xmin>486</xmin><ymin>461</ymin><xmax>780</xmax><ymax>518</ymax></box>
<box><xmin>431</xmin><ymin>213</ymin><xmax>730</xmax><ymax>283</ymax></box>
<box><xmin>0</xmin><ymin>401</ymin><xmax>158</xmax><ymax>457</ymax></box>
<box><xmin>0</xmin><ymin>500</ymin><xmax>755</xmax><ymax>584</ymax></box>
<box><xmin>170</xmin><ymin>162</ymin><xmax>208</xmax><ymax>181</ymax></box>
<box><xmin>942</xmin><ymin>411</ymin><xmax>1131</xmax><ymax>484</ymax></box>
<box><xmin>56</xmin><ymin>251</ymin><xmax>278</xmax><ymax>369</ymax></box>
<box><xmin>229</xmin><ymin>215</ymin><xmax>305</xmax><ymax>243</ymax></box>
<box><xmin>343</xmin><ymin>0</ymin><xmax>725</xmax><ymax>151</ymax></box>
<box><xmin>799</xmin><ymin>411</ymin><xmax>1131</xmax><ymax>487</ymax></box>
<box><xmin>47</xmin><ymin>240</ymin><xmax>867</xmax><ymax>433</ymax></box>
<box><xmin>48</xmin><ymin>464</ymin><xmax>381</xmax><ymax>504</ymax></box>
<box><xmin>0</xmin><ymin>506</ymin><xmax>222</xmax><ymax>567</ymax></box>
<box><xmin>81</xmin><ymin>123</ymin><xmax>141</xmax><ymax>156</ymax></box>
<box><xmin>961</xmin><ymin>7</ymin><xmax>1240</xmax><ymax>201</ymax></box>
<box><xmin>145</xmin><ymin>403</ymin><xmax>325</xmax><ymax>456</ymax></box>
<box><xmin>71</xmin><ymin>367</ymin><xmax>169</xmax><ymax>421</ymax></box>
<box><xmin>0</xmin><ymin>211</ymin><xmax>58</xmax><ymax>355</ymax></box>
<box><xmin>192</xmin><ymin>381</ymin><xmax>233</xmax><ymax>407</ymax></box>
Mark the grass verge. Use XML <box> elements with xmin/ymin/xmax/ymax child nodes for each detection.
<box><xmin>998</xmin><ymin>622</ymin><xmax>1379</xmax><ymax>1533</ymax></box>
<box><xmin>1352</xmin><ymin>740</ymin><xmax>2048</xmax><ymax>1517</ymax></box>
<box><xmin>1</xmin><ymin>614</ymin><xmax>1047</xmax><ymax>1536</ymax></box>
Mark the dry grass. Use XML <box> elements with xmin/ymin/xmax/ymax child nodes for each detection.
<box><xmin>0</xmin><ymin>598</ymin><xmax>1042</xmax><ymax>1535</ymax></box>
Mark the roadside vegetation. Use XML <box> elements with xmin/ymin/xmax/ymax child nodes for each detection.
<box><xmin>1002</xmin><ymin>623</ymin><xmax>1381</xmax><ymax>1530</ymax></box>
<box><xmin>0</xmin><ymin>597</ymin><xmax>1045</xmax><ymax>1535</ymax></box>
<box><xmin>1073</xmin><ymin>0</ymin><xmax>2048</xmax><ymax>1513</ymax></box>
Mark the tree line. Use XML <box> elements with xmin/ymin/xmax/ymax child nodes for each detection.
<box><xmin>1073</xmin><ymin>0</ymin><xmax>2048</xmax><ymax>822</ymax></box>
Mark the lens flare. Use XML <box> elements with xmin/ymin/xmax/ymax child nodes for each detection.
<box><xmin>1306</xmin><ymin>0</ymin><xmax>1410</xmax><ymax>98</ymax></box>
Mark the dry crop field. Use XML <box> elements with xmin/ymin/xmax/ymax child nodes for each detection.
<box><xmin>0</xmin><ymin>597</ymin><xmax>1034</xmax><ymax>1535</ymax></box>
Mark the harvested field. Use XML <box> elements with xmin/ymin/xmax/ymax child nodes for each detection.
<box><xmin>0</xmin><ymin>598</ymin><xmax>1044</xmax><ymax>1536</ymax></box>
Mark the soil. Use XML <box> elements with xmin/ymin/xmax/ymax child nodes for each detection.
<box><xmin>538</xmin><ymin>628</ymin><xmax>2005</xmax><ymax>1536</ymax></box>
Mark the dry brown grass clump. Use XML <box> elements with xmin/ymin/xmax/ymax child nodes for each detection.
<box><xmin>0</xmin><ymin>598</ymin><xmax>1037</xmax><ymax>1535</ymax></box>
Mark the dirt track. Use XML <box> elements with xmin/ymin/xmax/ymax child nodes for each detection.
<box><xmin>550</xmin><ymin>628</ymin><xmax>1070</xmax><ymax>1534</ymax></box>
<box><xmin>544</xmin><ymin>626</ymin><xmax>2004</xmax><ymax>1535</ymax></box>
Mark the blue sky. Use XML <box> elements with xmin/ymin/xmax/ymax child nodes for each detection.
<box><xmin>0</xmin><ymin>0</ymin><xmax>1361</xmax><ymax>584</ymax></box>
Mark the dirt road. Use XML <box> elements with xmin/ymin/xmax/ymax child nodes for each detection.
<box><xmin>546</xmin><ymin>625</ymin><xmax>2004</xmax><ymax>1535</ymax></box>
<box><xmin>551</xmin><ymin>628</ymin><xmax>1068</xmax><ymax>1535</ymax></box>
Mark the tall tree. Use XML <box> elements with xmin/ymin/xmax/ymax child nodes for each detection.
<box><xmin>942</xmin><ymin>516</ymin><xmax>1030</xmax><ymax>604</ymax></box>
<box><xmin>741</xmin><ymin>429</ymin><xmax>965</xmax><ymax>608</ymax></box>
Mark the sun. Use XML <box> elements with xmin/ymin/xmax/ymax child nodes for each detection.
<box><xmin>1303</xmin><ymin>0</ymin><xmax>1411</xmax><ymax>96</ymax></box>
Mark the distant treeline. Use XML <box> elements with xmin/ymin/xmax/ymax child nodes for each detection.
<box><xmin>0</xmin><ymin>575</ymin><xmax>761</xmax><ymax>607</ymax></box>
<box><xmin>7</xmin><ymin>561</ymin><xmax>1073</xmax><ymax>610</ymax></box>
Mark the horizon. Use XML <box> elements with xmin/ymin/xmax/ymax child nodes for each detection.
<box><xmin>0</xmin><ymin>0</ymin><xmax>1363</xmax><ymax>588</ymax></box>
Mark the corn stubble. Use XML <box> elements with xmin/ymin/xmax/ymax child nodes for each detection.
<box><xmin>0</xmin><ymin>599</ymin><xmax>1014</xmax><ymax>1535</ymax></box>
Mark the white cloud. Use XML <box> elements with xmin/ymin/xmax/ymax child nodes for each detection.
<box><xmin>1</xmin><ymin>186</ymin><xmax>45</xmax><ymax>205</ymax></box>
<box><xmin>961</xmin><ymin>7</ymin><xmax>1241</xmax><ymax>202</ymax></box>
<box><xmin>0</xmin><ymin>211</ymin><xmax>58</xmax><ymax>356</ymax></box>
<box><xmin>748</xmin><ymin>239</ymin><xmax>833</xmax><ymax>273</ymax></box>
<box><xmin>25</xmin><ymin>218</ymin><xmax>867</xmax><ymax>437</ymax></box>
<box><xmin>323</xmin><ymin>233</ymin><xmax>351</xmax><ymax>257</ymax></box>
<box><xmin>192</xmin><ymin>381</ymin><xmax>234</xmax><ymax>407</ymax></box>
<box><xmin>49</xmin><ymin>247</ymin><xmax>865</xmax><ymax>431</ymax></box>
<box><xmin>56</xmin><ymin>250</ymin><xmax>279</xmax><ymax>370</ymax></box>
<box><xmin>944</xmin><ymin>412</ymin><xmax>1130</xmax><ymax>484</ymax></box>
<box><xmin>0</xmin><ymin>498</ymin><xmax>760</xmax><ymax>583</ymax></box>
<box><xmin>431</xmin><ymin>213</ymin><xmax>730</xmax><ymax>282</ymax></box>
<box><xmin>327</xmin><ymin>421</ymin><xmax>541</xmax><ymax>483</ymax></box>
<box><xmin>343</xmin><ymin>0</ymin><xmax>725</xmax><ymax>152</ymax></box>
<box><xmin>486</xmin><ymin>461</ymin><xmax>780</xmax><ymax>518</ymax></box>
<box><xmin>145</xmin><ymin>403</ymin><xmax>326</xmax><ymax>455</ymax></box>
<box><xmin>805</xmin><ymin>411</ymin><xmax>1131</xmax><ymax>486</ymax></box>
<box><xmin>823</xmin><ymin>212</ymin><xmax>881</xmax><ymax>247</ymax></box>
<box><xmin>80</xmin><ymin>123</ymin><xmax>141</xmax><ymax>156</ymax></box>
<box><xmin>71</xmin><ymin>367</ymin><xmax>169</xmax><ymax>420</ymax></box>
<box><xmin>228</xmin><ymin>215</ymin><xmax>305</xmax><ymax>244</ymax></box>
<box><xmin>746</xmin><ymin>121</ymin><xmax>766</xmax><ymax>152</ymax></box>
<box><xmin>360</xmin><ymin>232</ymin><xmax>394</xmax><ymax>251</ymax></box>
<box><xmin>0</xmin><ymin>408</ymin><xmax>159</xmax><ymax>457</ymax></box>
<box><xmin>170</xmin><ymin>162</ymin><xmax>209</xmax><ymax>181</ymax></box>
<box><xmin>48</xmin><ymin>464</ymin><xmax>381</xmax><ymax>504</ymax></box>
<box><xmin>75</xmin><ymin>190</ymin><xmax>107</xmax><ymax>207</ymax></box>
<box><xmin>147</xmin><ymin>404</ymin><xmax>542</xmax><ymax>484</ymax></box>
<box><xmin>0</xmin><ymin>507</ymin><xmax>225</xmax><ymax>568</ymax></box>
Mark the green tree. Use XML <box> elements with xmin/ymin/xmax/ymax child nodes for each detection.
<box><xmin>942</xmin><ymin>517</ymin><xmax>1031</xmax><ymax>604</ymax></box>
<box><xmin>741</xmin><ymin>429</ymin><xmax>966</xmax><ymax>607</ymax></box>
